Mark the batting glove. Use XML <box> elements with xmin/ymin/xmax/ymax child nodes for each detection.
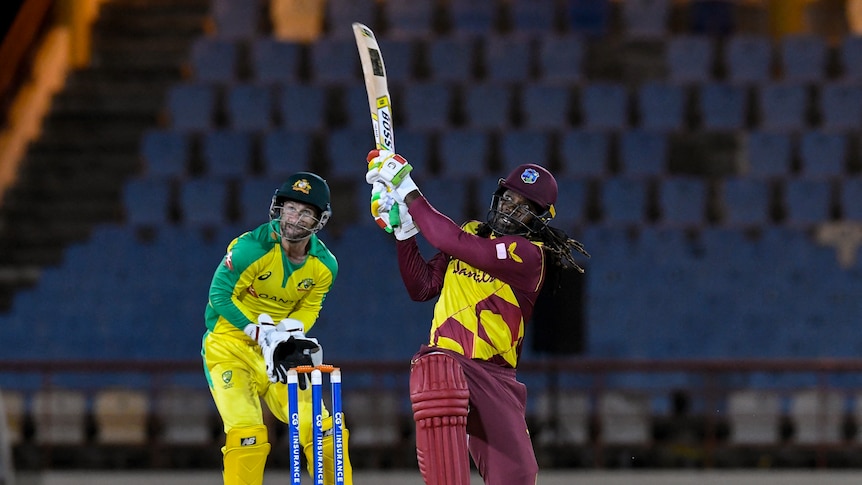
<box><xmin>366</xmin><ymin>149</ymin><xmax>420</xmax><ymax>201</ymax></box>
<box><xmin>370</xmin><ymin>182</ymin><xmax>419</xmax><ymax>240</ymax></box>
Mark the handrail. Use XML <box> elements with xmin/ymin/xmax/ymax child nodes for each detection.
<box><xmin>0</xmin><ymin>0</ymin><xmax>54</xmax><ymax>119</ymax></box>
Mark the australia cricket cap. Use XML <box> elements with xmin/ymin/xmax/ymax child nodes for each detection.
<box><xmin>274</xmin><ymin>172</ymin><xmax>332</xmax><ymax>216</ymax></box>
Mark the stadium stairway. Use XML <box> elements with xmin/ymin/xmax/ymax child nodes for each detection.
<box><xmin>0</xmin><ymin>0</ymin><xmax>210</xmax><ymax>310</ymax></box>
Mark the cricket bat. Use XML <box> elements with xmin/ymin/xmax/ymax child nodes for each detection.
<box><xmin>353</xmin><ymin>22</ymin><xmax>398</xmax><ymax>231</ymax></box>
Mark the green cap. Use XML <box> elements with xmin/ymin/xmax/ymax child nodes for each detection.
<box><xmin>274</xmin><ymin>172</ymin><xmax>332</xmax><ymax>216</ymax></box>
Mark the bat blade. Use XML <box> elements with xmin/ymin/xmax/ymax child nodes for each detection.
<box><xmin>352</xmin><ymin>22</ymin><xmax>395</xmax><ymax>152</ymax></box>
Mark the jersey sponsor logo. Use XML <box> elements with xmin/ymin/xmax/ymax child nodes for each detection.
<box><xmin>258</xmin><ymin>271</ymin><xmax>272</xmax><ymax>280</ymax></box>
<box><xmin>494</xmin><ymin>242</ymin><xmax>524</xmax><ymax>263</ymax></box>
<box><xmin>224</xmin><ymin>251</ymin><xmax>234</xmax><ymax>270</ymax></box>
<box><xmin>257</xmin><ymin>294</ymin><xmax>297</xmax><ymax>305</ymax></box>
<box><xmin>296</xmin><ymin>278</ymin><xmax>315</xmax><ymax>291</ymax></box>
<box><xmin>451</xmin><ymin>260</ymin><xmax>496</xmax><ymax>283</ymax></box>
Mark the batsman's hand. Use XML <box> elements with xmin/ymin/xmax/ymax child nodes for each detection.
<box><xmin>243</xmin><ymin>313</ymin><xmax>276</xmax><ymax>346</ymax></box>
<box><xmin>370</xmin><ymin>182</ymin><xmax>419</xmax><ymax>240</ymax></box>
<box><xmin>263</xmin><ymin>332</ymin><xmax>323</xmax><ymax>388</ymax></box>
<box><xmin>366</xmin><ymin>150</ymin><xmax>419</xmax><ymax>200</ymax></box>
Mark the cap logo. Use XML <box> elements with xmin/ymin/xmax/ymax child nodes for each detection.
<box><xmin>292</xmin><ymin>178</ymin><xmax>312</xmax><ymax>195</ymax></box>
<box><xmin>520</xmin><ymin>168</ymin><xmax>540</xmax><ymax>184</ymax></box>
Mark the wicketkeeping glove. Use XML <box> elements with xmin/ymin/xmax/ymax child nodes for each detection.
<box><xmin>366</xmin><ymin>149</ymin><xmax>420</xmax><ymax>201</ymax></box>
<box><xmin>243</xmin><ymin>313</ymin><xmax>276</xmax><ymax>346</ymax></box>
<box><xmin>263</xmin><ymin>331</ymin><xmax>323</xmax><ymax>388</ymax></box>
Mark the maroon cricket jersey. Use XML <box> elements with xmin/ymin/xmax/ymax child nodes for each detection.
<box><xmin>396</xmin><ymin>196</ymin><xmax>547</xmax><ymax>368</ymax></box>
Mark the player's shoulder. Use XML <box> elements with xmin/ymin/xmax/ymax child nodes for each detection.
<box><xmin>309</xmin><ymin>235</ymin><xmax>338</xmax><ymax>275</ymax></box>
<box><xmin>227</xmin><ymin>224</ymin><xmax>276</xmax><ymax>262</ymax></box>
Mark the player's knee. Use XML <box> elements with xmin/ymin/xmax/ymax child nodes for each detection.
<box><xmin>410</xmin><ymin>352</ymin><xmax>470</xmax><ymax>420</ymax></box>
<box><xmin>223</xmin><ymin>425</ymin><xmax>270</xmax><ymax>485</ymax></box>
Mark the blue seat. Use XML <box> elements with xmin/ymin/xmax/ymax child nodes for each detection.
<box><xmin>840</xmin><ymin>35</ymin><xmax>862</xmax><ymax>81</ymax></box>
<box><xmin>226</xmin><ymin>83</ymin><xmax>273</xmax><ymax>131</ymax></box>
<box><xmin>521</xmin><ymin>83</ymin><xmax>573</xmax><ymax>130</ymax></box>
<box><xmin>326</xmin><ymin>128</ymin><xmax>373</xmax><ymax>179</ymax></box>
<box><xmin>725</xmin><ymin>34</ymin><xmax>773</xmax><ymax>83</ymax></box>
<box><xmin>325</xmin><ymin>0</ymin><xmax>376</xmax><ymax>39</ymax></box>
<box><xmin>552</xmin><ymin>176</ymin><xmax>589</xmax><ymax>230</ymax></box>
<box><xmin>783</xmin><ymin>178</ymin><xmax>833</xmax><ymax>227</ymax></box>
<box><xmin>537</xmin><ymin>35</ymin><xmax>584</xmax><ymax>83</ymax></box>
<box><xmin>238</xmin><ymin>177</ymin><xmax>277</xmax><ymax>227</ymax></box>
<box><xmin>139</xmin><ymin>129</ymin><xmax>188</xmax><ymax>178</ymax></box>
<box><xmin>658</xmin><ymin>176</ymin><xmax>707</xmax><ymax>226</ymax></box>
<box><xmin>383</xmin><ymin>0</ymin><xmax>435</xmax><ymax>38</ymax></box>
<box><xmin>463</xmin><ymin>83</ymin><xmax>515</xmax><ymax>130</ymax></box>
<box><xmin>779</xmin><ymin>34</ymin><xmax>827</xmax><ymax>82</ymax></box>
<box><xmin>485</xmin><ymin>35</ymin><xmax>532</xmax><ymax>83</ymax></box>
<box><xmin>427</xmin><ymin>36</ymin><xmax>478</xmax><ymax>81</ymax></box>
<box><xmin>420</xmin><ymin>176</ymin><xmax>473</xmax><ymax>223</ymax></box>
<box><xmin>278</xmin><ymin>83</ymin><xmax>326</xmax><ymax>132</ymax></box>
<box><xmin>377</xmin><ymin>38</ymin><xmax>418</xmax><ymax>83</ymax></box>
<box><xmin>179</xmin><ymin>178</ymin><xmax>230</xmax><ymax>227</ymax></box>
<box><xmin>666</xmin><ymin>35</ymin><xmax>715</xmax><ymax>84</ymax></box>
<box><xmin>124</xmin><ymin>177</ymin><xmax>172</xmax><ymax>226</ymax></box>
<box><xmin>250</xmin><ymin>38</ymin><xmax>301</xmax><ymax>83</ymax></box>
<box><xmin>510</xmin><ymin>0</ymin><xmax>556</xmax><ymax>35</ymax></box>
<box><xmin>699</xmin><ymin>82</ymin><xmax>748</xmax><ymax>130</ymax></box>
<box><xmin>261</xmin><ymin>130</ymin><xmax>312</xmax><ymax>177</ymax></box>
<box><xmin>720</xmin><ymin>177</ymin><xmax>771</xmax><ymax>227</ymax></box>
<box><xmin>636</xmin><ymin>81</ymin><xmax>686</xmax><ymax>131</ymax></box>
<box><xmin>343</xmin><ymin>84</ymin><xmax>374</xmax><ymax>129</ymax></box>
<box><xmin>402</xmin><ymin>81</ymin><xmax>453</xmax><ymax>131</ymax></box>
<box><xmin>499</xmin><ymin>130</ymin><xmax>552</xmax><ymax>174</ymax></box>
<box><xmin>600</xmin><ymin>177</ymin><xmax>648</xmax><ymax>225</ymax></box>
<box><xmin>189</xmin><ymin>37</ymin><xmax>238</xmax><ymax>82</ymax></box>
<box><xmin>621</xmin><ymin>0</ymin><xmax>670</xmax><ymax>38</ymax></box>
<box><xmin>819</xmin><ymin>81</ymin><xmax>862</xmax><ymax>131</ymax></box>
<box><xmin>580</xmin><ymin>82</ymin><xmax>629</xmax><ymax>130</ymax></box>
<box><xmin>202</xmin><ymin>130</ymin><xmax>253</xmax><ymax>177</ymax></box>
<box><xmin>798</xmin><ymin>131</ymin><xmax>847</xmax><ymax>177</ymax></box>
<box><xmin>211</xmin><ymin>0</ymin><xmax>260</xmax><ymax>40</ymax></box>
<box><xmin>746</xmin><ymin>131</ymin><xmax>792</xmax><ymax>177</ymax></box>
<box><xmin>618</xmin><ymin>130</ymin><xmax>666</xmax><ymax>176</ymax></box>
<box><xmin>564</xmin><ymin>0</ymin><xmax>611</xmax><ymax>37</ymax></box>
<box><xmin>166</xmin><ymin>83</ymin><xmax>216</xmax><ymax>131</ymax></box>
<box><xmin>448</xmin><ymin>0</ymin><xmax>496</xmax><ymax>35</ymax></box>
<box><xmin>559</xmin><ymin>129</ymin><xmax>609</xmax><ymax>176</ymax></box>
<box><xmin>757</xmin><ymin>82</ymin><xmax>808</xmax><ymax>131</ymax></box>
<box><xmin>839</xmin><ymin>177</ymin><xmax>862</xmax><ymax>221</ymax></box>
<box><xmin>437</xmin><ymin>129</ymin><xmax>490</xmax><ymax>176</ymax></box>
<box><xmin>689</xmin><ymin>0</ymin><xmax>735</xmax><ymax>36</ymax></box>
<box><xmin>309</xmin><ymin>37</ymin><xmax>360</xmax><ymax>84</ymax></box>
<box><xmin>393</xmin><ymin>129</ymin><xmax>432</xmax><ymax>175</ymax></box>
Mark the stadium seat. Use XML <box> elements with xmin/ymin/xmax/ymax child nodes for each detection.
<box><xmin>658</xmin><ymin>176</ymin><xmax>707</xmax><ymax>227</ymax></box>
<box><xmin>238</xmin><ymin>177</ymin><xmax>278</xmax><ymax>227</ymax></box>
<box><xmin>783</xmin><ymin>177</ymin><xmax>834</xmax><ymax>227</ymax></box>
<box><xmin>620</xmin><ymin>0</ymin><xmax>670</xmax><ymax>38</ymax></box>
<box><xmin>597</xmin><ymin>391</ymin><xmax>651</xmax><ymax>445</ymax></box>
<box><xmin>1</xmin><ymin>390</ymin><xmax>25</xmax><ymax>445</ymax></box>
<box><xmin>840</xmin><ymin>35</ymin><xmax>862</xmax><ymax>81</ymax></box>
<box><xmin>261</xmin><ymin>129</ymin><xmax>312</xmax><ymax>177</ymax></box>
<box><xmin>326</xmin><ymin>127</ymin><xmax>373</xmax><ymax>179</ymax></box>
<box><xmin>580</xmin><ymin>82</ymin><xmax>629</xmax><ymax>130</ymax></box>
<box><xmin>277</xmin><ymin>83</ymin><xmax>327</xmax><ymax>132</ymax></box>
<box><xmin>166</xmin><ymin>83</ymin><xmax>217</xmax><ymax>132</ymax></box>
<box><xmin>189</xmin><ymin>37</ymin><xmax>238</xmax><ymax>83</ymax></box>
<box><xmin>419</xmin><ymin>176</ymin><xmax>472</xmax><ymax>223</ymax></box>
<box><xmin>819</xmin><ymin>81</ymin><xmax>862</xmax><ymax>131</ymax></box>
<box><xmin>499</xmin><ymin>130</ymin><xmax>552</xmax><ymax>174</ymax></box>
<box><xmin>564</xmin><ymin>0</ymin><xmax>611</xmax><ymax>37</ymax></box>
<box><xmin>537</xmin><ymin>34</ymin><xmax>584</xmax><ymax>83</ymax></box>
<box><xmin>250</xmin><ymin>37</ymin><xmax>301</xmax><ymax>84</ymax></box>
<box><xmin>745</xmin><ymin>130</ymin><xmax>793</xmax><ymax>177</ymax></box>
<box><xmin>437</xmin><ymin>129</ymin><xmax>490</xmax><ymax>177</ymax></box>
<box><xmin>798</xmin><ymin>131</ymin><xmax>847</xmax><ymax>177</ymax></box>
<box><xmin>600</xmin><ymin>176</ymin><xmax>648</xmax><ymax>225</ymax></box>
<box><xmin>427</xmin><ymin>35</ymin><xmax>478</xmax><ymax>81</ymax></box>
<box><xmin>343</xmin><ymin>84</ymin><xmax>374</xmax><ymax>129</ymax></box>
<box><xmin>618</xmin><ymin>130</ymin><xmax>667</xmax><ymax>176</ymax></box>
<box><xmin>698</xmin><ymin>82</ymin><xmax>749</xmax><ymax>130</ymax></box>
<box><xmin>720</xmin><ymin>177</ymin><xmax>772</xmax><ymax>227</ymax></box>
<box><xmin>377</xmin><ymin>38</ymin><xmax>418</xmax><ymax>83</ymax></box>
<box><xmin>533</xmin><ymin>390</ymin><xmax>590</xmax><ymax>446</ymax></box>
<box><xmin>779</xmin><ymin>34</ymin><xmax>828</xmax><ymax>82</ymax></box>
<box><xmin>757</xmin><ymin>82</ymin><xmax>809</xmax><ymax>131</ymax></box>
<box><xmin>510</xmin><ymin>0</ymin><xmax>556</xmax><ymax>35</ymax></box>
<box><xmin>211</xmin><ymin>0</ymin><xmax>260</xmax><ymax>40</ymax></box>
<box><xmin>140</xmin><ymin>129</ymin><xmax>189</xmax><ymax>178</ymax></box>
<box><xmin>666</xmin><ymin>35</ymin><xmax>715</xmax><ymax>84</ymax></box>
<box><xmin>725</xmin><ymin>34</ymin><xmax>773</xmax><ymax>83</ymax></box>
<box><xmin>32</xmin><ymin>389</ymin><xmax>87</xmax><ymax>445</ymax></box>
<box><xmin>309</xmin><ymin>37</ymin><xmax>360</xmax><ymax>84</ymax></box>
<box><xmin>839</xmin><ymin>176</ymin><xmax>862</xmax><ymax>221</ymax></box>
<box><xmin>402</xmin><ymin>81</ymin><xmax>454</xmax><ymax>131</ymax></box>
<box><xmin>325</xmin><ymin>0</ymin><xmax>376</xmax><ymax>39</ymax></box>
<box><xmin>462</xmin><ymin>83</ymin><xmax>516</xmax><ymax>130</ymax></box>
<box><xmin>201</xmin><ymin>130</ymin><xmax>253</xmax><ymax>177</ymax></box>
<box><xmin>484</xmin><ymin>34</ymin><xmax>533</xmax><ymax>83</ymax></box>
<box><xmin>789</xmin><ymin>389</ymin><xmax>845</xmax><ymax>444</ymax></box>
<box><xmin>726</xmin><ymin>389</ymin><xmax>781</xmax><ymax>444</ymax></box>
<box><xmin>447</xmin><ymin>0</ymin><xmax>496</xmax><ymax>36</ymax></box>
<box><xmin>559</xmin><ymin>129</ymin><xmax>610</xmax><ymax>177</ymax></box>
<box><xmin>93</xmin><ymin>389</ymin><xmax>149</xmax><ymax>445</ymax></box>
<box><xmin>382</xmin><ymin>0</ymin><xmax>435</xmax><ymax>39</ymax></box>
<box><xmin>342</xmin><ymin>389</ymin><xmax>402</xmax><ymax>447</ymax></box>
<box><xmin>636</xmin><ymin>81</ymin><xmax>687</xmax><ymax>131</ymax></box>
<box><xmin>179</xmin><ymin>178</ymin><xmax>230</xmax><ymax>227</ymax></box>
<box><xmin>124</xmin><ymin>177</ymin><xmax>172</xmax><ymax>226</ymax></box>
<box><xmin>225</xmin><ymin>83</ymin><xmax>273</xmax><ymax>131</ymax></box>
<box><xmin>521</xmin><ymin>82</ymin><xmax>573</xmax><ymax>130</ymax></box>
<box><xmin>551</xmin><ymin>176</ymin><xmax>589</xmax><ymax>229</ymax></box>
<box><xmin>155</xmin><ymin>388</ymin><xmax>215</xmax><ymax>445</ymax></box>
<box><xmin>392</xmin><ymin>129</ymin><xmax>432</xmax><ymax>175</ymax></box>
<box><xmin>689</xmin><ymin>0</ymin><xmax>735</xmax><ymax>36</ymax></box>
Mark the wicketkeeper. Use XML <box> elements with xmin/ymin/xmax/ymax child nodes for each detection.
<box><xmin>366</xmin><ymin>150</ymin><xmax>589</xmax><ymax>485</ymax></box>
<box><xmin>202</xmin><ymin>172</ymin><xmax>354</xmax><ymax>485</ymax></box>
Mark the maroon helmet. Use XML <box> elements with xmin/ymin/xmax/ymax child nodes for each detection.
<box><xmin>487</xmin><ymin>164</ymin><xmax>557</xmax><ymax>236</ymax></box>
